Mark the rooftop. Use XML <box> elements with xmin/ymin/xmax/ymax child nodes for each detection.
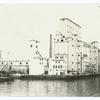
<box><xmin>60</xmin><ymin>18</ymin><xmax>81</xmax><ymax>28</ymax></box>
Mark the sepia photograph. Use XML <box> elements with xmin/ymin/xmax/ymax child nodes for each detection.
<box><xmin>0</xmin><ymin>0</ymin><xmax>100</xmax><ymax>98</ymax></box>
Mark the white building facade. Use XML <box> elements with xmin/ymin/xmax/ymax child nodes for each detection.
<box><xmin>48</xmin><ymin>18</ymin><xmax>100</xmax><ymax>75</ymax></box>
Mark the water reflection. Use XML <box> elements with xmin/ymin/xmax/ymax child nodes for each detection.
<box><xmin>0</xmin><ymin>77</ymin><xmax>100</xmax><ymax>96</ymax></box>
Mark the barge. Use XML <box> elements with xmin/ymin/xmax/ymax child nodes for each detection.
<box><xmin>18</xmin><ymin>74</ymin><xmax>100</xmax><ymax>81</ymax></box>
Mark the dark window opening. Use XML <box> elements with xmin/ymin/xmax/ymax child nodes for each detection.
<box><xmin>26</xmin><ymin>62</ymin><xmax>28</xmax><ymax>64</ymax></box>
<box><xmin>78</xmin><ymin>45</ymin><xmax>80</xmax><ymax>47</ymax></box>
<box><xmin>57</xmin><ymin>39</ymin><xmax>59</xmax><ymax>42</ymax></box>
<box><xmin>58</xmin><ymin>65</ymin><xmax>60</xmax><ymax>68</ymax></box>
<box><xmin>61</xmin><ymin>39</ymin><xmax>63</xmax><ymax>42</ymax></box>
<box><xmin>61</xmin><ymin>65</ymin><xmax>62</xmax><ymax>68</ymax></box>
<box><xmin>58</xmin><ymin>61</ymin><xmax>60</xmax><ymax>63</ymax></box>
<box><xmin>55</xmin><ymin>65</ymin><xmax>57</xmax><ymax>68</ymax></box>
<box><xmin>30</xmin><ymin>44</ymin><xmax>32</xmax><ymax>48</ymax></box>
<box><xmin>44</xmin><ymin>71</ymin><xmax>48</xmax><ymax>74</ymax></box>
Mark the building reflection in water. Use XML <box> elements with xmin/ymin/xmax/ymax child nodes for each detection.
<box><xmin>0</xmin><ymin>77</ymin><xmax>100</xmax><ymax>96</ymax></box>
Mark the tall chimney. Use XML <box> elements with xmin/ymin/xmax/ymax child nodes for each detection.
<box><xmin>49</xmin><ymin>34</ymin><xmax>52</xmax><ymax>58</ymax></box>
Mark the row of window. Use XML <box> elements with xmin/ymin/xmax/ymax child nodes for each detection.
<box><xmin>49</xmin><ymin>69</ymin><xmax>63</xmax><ymax>72</ymax></box>
<box><xmin>71</xmin><ymin>54</ymin><xmax>80</xmax><ymax>56</ymax></box>
<box><xmin>55</xmin><ymin>56</ymin><xmax>64</xmax><ymax>59</ymax></box>
<box><xmin>90</xmin><ymin>58</ymin><xmax>97</xmax><ymax>60</ymax></box>
<box><xmin>90</xmin><ymin>51</ymin><xmax>96</xmax><ymax>53</ymax></box>
<box><xmin>39</xmin><ymin>58</ymin><xmax>43</xmax><ymax>61</ymax></box>
<box><xmin>56</xmin><ymin>38</ymin><xmax>74</xmax><ymax>42</ymax></box>
<box><xmin>72</xmin><ymin>62</ymin><xmax>80</xmax><ymax>64</ymax></box>
<box><xmin>55</xmin><ymin>61</ymin><xmax>64</xmax><ymax>63</ymax></box>
<box><xmin>0</xmin><ymin>62</ymin><xmax>28</xmax><ymax>65</ymax></box>
<box><xmin>40</xmin><ymin>62</ymin><xmax>43</xmax><ymax>65</ymax></box>
<box><xmin>53</xmin><ymin>65</ymin><xmax>63</xmax><ymax>68</ymax></box>
<box><xmin>30</xmin><ymin>45</ymin><xmax>38</xmax><ymax>48</ymax></box>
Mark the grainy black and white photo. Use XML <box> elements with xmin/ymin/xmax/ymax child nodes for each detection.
<box><xmin>0</xmin><ymin>2</ymin><xmax>100</xmax><ymax>97</ymax></box>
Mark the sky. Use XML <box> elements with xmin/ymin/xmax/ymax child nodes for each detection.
<box><xmin>0</xmin><ymin>4</ymin><xmax>100</xmax><ymax>60</ymax></box>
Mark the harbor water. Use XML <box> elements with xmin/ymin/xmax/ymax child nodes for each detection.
<box><xmin>0</xmin><ymin>77</ymin><xmax>100</xmax><ymax>96</ymax></box>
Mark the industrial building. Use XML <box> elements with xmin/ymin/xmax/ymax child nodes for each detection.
<box><xmin>28</xmin><ymin>18</ymin><xmax>100</xmax><ymax>76</ymax></box>
<box><xmin>48</xmin><ymin>18</ymin><xmax>100</xmax><ymax>75</ymax></box>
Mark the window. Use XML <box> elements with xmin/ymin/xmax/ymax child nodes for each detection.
<box><xmin>63</xmin><ymin>36</ymin><xmax>65</xmax><ymax>38</ymax></box>
<box><xmin>36</xmin><ymin>45</ymin><xmax>38</xmax><ymax>48</ymax></box>
<box><xmin>90</xmin><ymin>51</ymin><xmax>91</xmax><ymax>53</ymax></box>
<box><xmin>77</xmin><ymin>62</ymin><xmax>80</xmax><ymax>64</ymax></box>
<box><xmin>61</xmin><ymin>39</ymin><xmax>63</xmax><ymax>42</ymax></box>
<box><xmin>58</xmin><ymin>61</ymin><xmax>60</xmax><ymax>63</ymax></box>
<box><xmin>83</xmin><ymin>44</ymin><xmax>85</xmax><ymax>47</ymax></box>
<box><xmin>30</xmin><ymin>44</ymin><xmax>32</xmax><ymax>48</ymax></box>
<box><xmin>58</xmin><ymin>65</ymin><xmax>60</xmax><ymax>68</ymax></box>
<box><xmin>56</xmin><ymin>65</ymin><xmax>57</xmax><ymax>68</ymax></box>
<box><xmin>53</xmin><ymin>65</ymin><xmax>55</xmax><ymax>68</ymax></box>
<box><xmin>72</xmin><ymin>54</ymin><xmax>74</xmax><ymax>56</ymax></box>
<box><xmin>78</xmin><ymin>45</ymin><xmax>80</xmax><ymax>47</ymax></box>
<box><xmin>94</xmin><ymin>58</ymin><xmax>96</xmax><ymax>60</ymax></box>
<box><xmin>20</xmin><ymin>62</ymin><xmax>22</xmax><ymax>65</ymax></box>
<box><xmin>26</xmin><ymin>62</ymin><xmax>28</xmax><ymax>64</ymax></box>
<box><xmin>57</xmin><ymin>39</ymin><xmax>59</xmax><ymax>42</ymax></box>
<box><xmin>60</xmin><ymin>56</ymin><xmax>63</xmax><ymax>59</ymax></box>
<box><xmin>72</xmin><ymin>62</ymin><xmax>74</xmax><ymax>64</ymax></box>
<box><xmin>61</xmin><ymin>65</ymin><xmax>62</xmax><ymax>68</ymax></box>
<box><xmin>72</xmin><ymin>45</ymin><xmax>74</xmax><ymax>47</ymax></box>
<box><xmin>55</xmin><ymin>56</ymin><xmax>58</xmax><ymax>59</ymax></box>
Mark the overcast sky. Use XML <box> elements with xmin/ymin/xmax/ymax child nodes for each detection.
<box><xmin>0</xmin><ymin>4</ymin><xmax>100</xmax><ymax>60</ymax></box>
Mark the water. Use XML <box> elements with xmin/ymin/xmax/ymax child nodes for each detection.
<box><xmin>0</xmin><ymin>77</ymin><xmax>100</xmax><ymax>96</ymax></box>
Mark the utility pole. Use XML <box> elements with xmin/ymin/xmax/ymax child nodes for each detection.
<box><xmin>80</xmin><ymin>52</ymin><xmax>82</xmax><ymax>74</ymax></box>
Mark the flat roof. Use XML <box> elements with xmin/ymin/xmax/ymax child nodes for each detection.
<box><xmin>60</xmin><ymin>18</ymin><xmax>81</xmax><ymax>28</ymax></box>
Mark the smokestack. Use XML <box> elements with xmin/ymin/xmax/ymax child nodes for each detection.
<box><xmin>49</xmin><ymin>34</ymin><xmax>52</xmax><ymax>58</ymax></box>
